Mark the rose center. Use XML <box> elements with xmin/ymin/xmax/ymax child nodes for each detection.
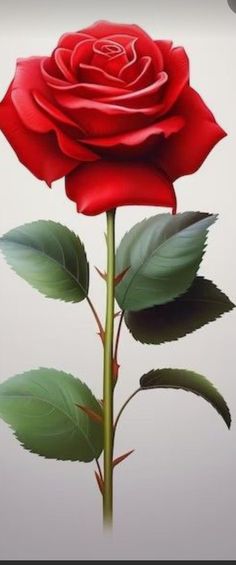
<box><xmin>93</xmin><ymin>39</ymin><xmax>124</xmax><ymax>59</ymax></box>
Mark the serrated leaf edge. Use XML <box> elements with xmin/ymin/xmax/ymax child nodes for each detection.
<box><xmin>140</xmin><ymin>368</ymin><xmax>231</xmax><ymax>428</ymax></box>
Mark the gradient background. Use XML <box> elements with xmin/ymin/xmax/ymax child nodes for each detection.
<box><xmin>0</xmin><ymin>0</ymin><xmax>236</xmax><ymax>560</ymax></box>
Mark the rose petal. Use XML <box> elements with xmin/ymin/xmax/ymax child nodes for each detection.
<box><xmin>9</xmin><ymin>58</ymin><xmax>98</xmax><ymax>162</ymax></box>
<box><xmin>48</xmin><ymin>81</ymin><xmax>129</xmax><ymax>99</ymax></box>
<box><xmin>55</xmin><ymin>130</ymin><xmax>97</xmax><ymax>161</ymax></box>
<box><xmin>81</xmin><ymin>21</ymin><xmax>163</xmax><ymax>72</ymax></box>
<box><xmin>117</xmin><ymin>38</ymin><xmax>137</xmax><ymax>82</ymax></box>
<box><xmin>33</xmin><ymin>89</ymin><xmax>83</xmax><ymax>131</ymax></box>
<box><xmin>12</xmin><ymin>87</ymin><xmax>98</xmax><ymax>161</ymax></box>
<box><xmin>155</xmin><ymin>40</ymin><xmax>173</xmax><ymax>61</ymax></box>
<box><xmin>90</xmin><ymin>52</ymin><xmax>109</xmax><ymax>68</ymax></box>
<box><xmin>11</xmin><ymin>56</ymin><xmax>49</xmax><ymax>93</ymax></box>
<box><xmin>102</xmin><ymin>34</ymin><xmax>137</xmax><ymax>49</ymax></box>
<box><xmin>52</xmin><ymin>75</ymin><xmax>167</xmax><ymax>116</ymax></box>
<box><xmin>78</xmin><ymin>63</ymin><xmax>126</xmax><ymax>87</ymax></box>
<box><xmin>32</xmin><ymin>95</ymin><xmax>99</xmax><ymax>161</ymax></box>
<box><xmin>99</xmin><ymin>72</ymin><xmax>167</xmax><ymax>108</ymax></box>
<box><xmin>65</xmin><ymin>160</ymin><xmax>176</xmax><ymax>215</ymax></box>
<box><xmin>101</xmin><ymin>47</ymin><xmax>188</xmax><ymax>114</ymax></box>
<box><xmin>158</xmin><ymin>47</ymin><xmax>189</xmax><ymax>115</ymax></box>
<box><xmin>0</xmin><ymin>84</ymin><xmax>78</xmax><ymax>184</ymax></box>
<box><xmin>94</xmin><ymin>39</ymin><xmax>123</xmax><ymax>54</ymax></box>
<box><xmin>50</xmin><ymin>77</ymin><xmax>172</xmax><ymax>137</ymax></box>
<box><xmin>127</xmin><ymin>57</ymin><xmax>154</xmax><ymax>89</ymax></box>
<box><xmin>12</xmin><ymin>88</ymin><xmax>54</xmax><ymax>133</ymax></box>
<box><xmin>41</xmin><ymin>57</ymin><xmax>69</xmax><ymax>87</ymax></box>
<box><xmin>70</xmin><ymin>39</ymin><xmax>93</xmax><ymax>73</ymax></box>
<box><xmin>104</xmin><ymin>52</ymin><xmax>129</xmax><ymax>76</ymax></box>
<box><xmin>54</xmin><ymin>48</ymin><xmax>75</xmax><ymax>82</ymax></box>
<box><xmin>156</xmin><ymin>86</ymin><xmax>226</xmax><ymax>180</ymax></box>
<box><xmin>91</xmin><ymin>40</ymin><xmax>128</xmax><ymax>74</ymax></box>
<box><xmin>83</xmin><ymin>115</ymin><xmax>184</xmax><ymax>149</ymax></box>
<box><xmin>58</xmin><ymin>32</ymin><xmax>95</xmax><ymax>50</ymax></box>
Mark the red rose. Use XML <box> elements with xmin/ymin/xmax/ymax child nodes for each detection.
<box><xmin>0</xmin><ymin>21</ymin><xmax>225</xmax><ymax>215</ymax></box>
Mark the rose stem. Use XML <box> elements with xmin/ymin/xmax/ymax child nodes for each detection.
<box><xmin>103</xmin><ymin>208</ymin><xmax>116</xmax><ymax>527</ymax></box>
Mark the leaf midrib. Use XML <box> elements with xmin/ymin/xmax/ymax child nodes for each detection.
<box><xmin>0</xmin><ymin>391</ymin><xmax>98</xmax><ymax>457</ymax></box>
<box><xmin>118</xmin><ymin>218</ymin><xmax>207</xmax><ymax>308</ymax></box>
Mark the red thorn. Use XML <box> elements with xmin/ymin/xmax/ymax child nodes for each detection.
<box><xmin>95</xmin><ymin>471</ymin><xmax>104</xmax><ymax>494</ymax></box>
<box><xmin>113</xmin><ymin>358</ymin><xmax>120</xmax><ymax>382</ymax></box>
<box><xmin>95</xmin><ymin>266</ymin><xmax>107</xmax><ymax>281</ymax></box>
<box><xmin>76</xmin><ymin>404</ymin><xmax>103</xmax><ymax>424</ymax></box>
<box><xmin>113</xmin><ymin>449</ymin><xmax>135</xmax><ymax>469</ymax></box>
<box><xmin>114</xmin><ymin>266</ymin><xmax>130</xmax><ymax>286</ymax></box>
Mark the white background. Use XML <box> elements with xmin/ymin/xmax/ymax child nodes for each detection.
<box><xmin>0</xmin><ymin>0</ymin><xmax>235</xmax><ymax>560</ymax></box>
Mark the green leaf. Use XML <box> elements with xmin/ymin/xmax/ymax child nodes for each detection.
<box><xmin>140</xmin><ymin>368</ymin><xmax>231</xmax><ymax>428</ymax></box>
<box><xmin>125</xmin><ymin>277</ymin><xmax>234</xmax><ymax>344</ymax></box>
<box><xmin>0</xmin><ymin>368</ymin><xmax>103</xmax><ymax>461</ymax></box>
<box><xmin>115</xmin><ymin>212</ymin><xmax>216</xmax><ymax>311</ymax></box>
<box><xmin>0</xmin><ymin>221</ymin><xmax>89</xmax><ymax>302</ymax></box>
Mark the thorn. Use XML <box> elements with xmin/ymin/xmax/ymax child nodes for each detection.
<box><xmin>113</xmin><ymin>358</ymin><xmax>120</xmax><ymax>381</ymax></box>
<box><xmin>76</xmin><ymin>404</ymin><xmax>103</xmax><ymax>424</ymax></box>
<box><xmin>114</xmin><ymin>266</ymin><xmax>130</xmax><ymax>286</ymax></box>
<box><xmin>95</xmin><ymin>471</ymin><xmax>104</xmax><ymax>494</ymax></box>
<box><xmin>172</xmin><ymin>203</ymin><xmax>177</xmax><ymax>215</ymax></box>
<box><xmin>99</xmin><ymin>399</ymin><xmax>104</xmax><ymax>406</ymax></box>
<box><xmin>95</xmin><ymin>266</ymin><xmax>107</xmax><ymax>281</ymax></box>
<box><xmin>104</xmin><ymin>232</ymin><xmax>107</xmax><ymax>244</ymax></box>
<box><xmin>113</xmin><ymin>449</ymin><xmax>135</xmax><ymax>469</ymax></box>
<box><xmin>114</xmin><ymin>310</ymin><xmax>121</xmax><ymax>319</ymax></box>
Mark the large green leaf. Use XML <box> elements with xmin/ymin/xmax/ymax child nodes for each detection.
<box><xmin>115</xmin><ymin>212</ymin><xmax>216</xmax><ymax>311</ymax></box>
<box><xmin>0</xmin><ymin>221</ymin><xmax>89</xmax><ymax>302</ymax></box>
<box><xmin>140</xmin><ymin>368</ymin><xmax>231</xmax><ymax>428</ymax></box>
<box><xmin>0</xmin><ymin>368</ymin><xmax>103</xmax><ymax>461</ymax></box>
<box><xmin>125</xmin><ymin>277</ymin><xmax>234</xmax><ymax>344</ymax></box>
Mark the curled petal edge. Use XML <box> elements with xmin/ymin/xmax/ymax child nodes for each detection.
<box><xmin>65</xmin><ymin>160</ymin><xmax>176</xmax><ymax>215</ymax></box>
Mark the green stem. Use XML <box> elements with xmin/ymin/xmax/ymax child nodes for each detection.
<box><xmin>103</xmin><ymin>209</ymin><xmax>116</xmax><ymax>527</ymax></box>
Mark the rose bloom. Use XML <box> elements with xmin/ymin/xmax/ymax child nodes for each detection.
<box><xmin>0</xmin><ymin>21</ymin><xmax>225</xmax><ymax>215</ymax></box>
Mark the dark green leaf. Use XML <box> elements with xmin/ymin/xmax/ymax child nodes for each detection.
<box><xmin>125</xmin><ymin>277</ymin><xmax>234</xmax><ymax>344</ymax></box>
<box><xmin>140</xmin><ymin>368</ymin><xmax>231</xmax><ymax>428</ymax></box>
<box><xmin>0</xmin><ymin>221</ymin><xmax>89</xmax><ymax>302</ymax></box>
<box><xmin>0</xmin><ymin>368</ymin><xmax>103</xmax><ymax>461</ymax></box>
<box><xmin>115</xmin><ymin>212</ymin><xmax>216</xmax><ymax>311</ymax></box>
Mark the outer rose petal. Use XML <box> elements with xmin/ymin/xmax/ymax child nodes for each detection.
<box><xmin>156</xmin><ymin>86</ymin><xmax>226</xmax><ymax>180</ymax></box>
<box><xmin>65</xmin><ymin>160</ymin><xmax>176</xmax><ymax>215</ymax></box>
<box><xmin>155</xmin><ymin>40</ymin><xmax>173</xmax><ymax>62</ymax></box>
<box><xmin>0</xmin><ymin>84</ymin><xmax>78</xmax><ymax>185</ymax></box>
<box><xmin>9</xmin><ymin>57</ymin><xmax>98</xmax><ymax>162</ymax></box>
<box><xmin>58</xmin><ymin>32</ymin><xmax>95</xmax><ymax>50</ymax></box>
